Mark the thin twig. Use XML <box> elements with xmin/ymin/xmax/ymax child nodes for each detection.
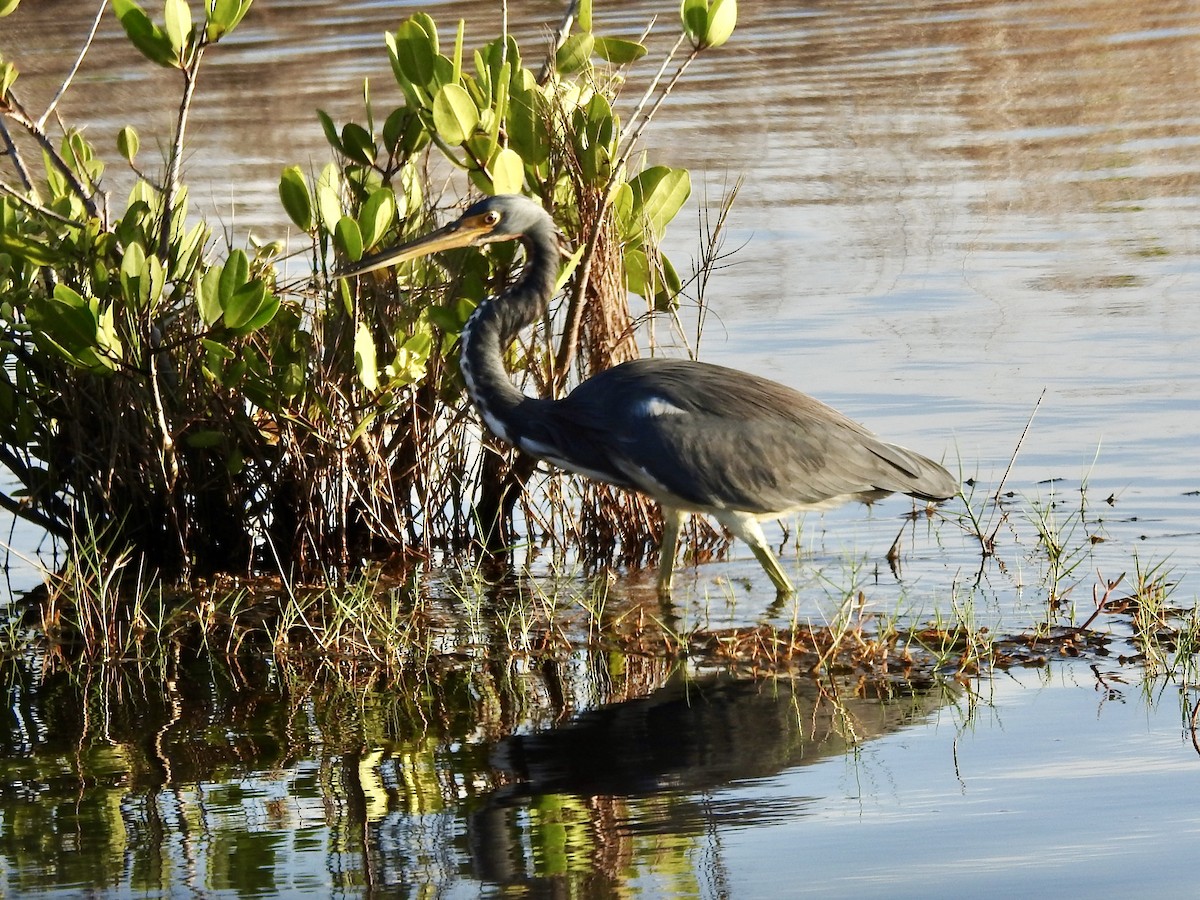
<box><xmin>0</xmin><ymin>119</ymin><xmax>35</xmax><ymax>192</ymax></box>
<box><xmin>1191</xmin><ymin>695</ymin><xmax>1200</xmax><ymax>757</ymax></box>
<box><xmin>161</xmin><ymin>48</ymin><xmax>204</xmax><ymax>259</ymax></box>
<box><xmin>1</xmin><ymin>95</ymin><xmax>99</xmax><ymax>219</ymax></box>
<box><xmin>553</xmin><ymin>35</ymin><xmax>701</xmax><ymax>386</ymax></box>
<box><xmin>984</xmin><ymin>388</ymin><xmax>1044</xmax><ymax>539</ymax></box>
<box><xmin>38</xmin><ymin>0</ymin><xmax>110</xmax><ymax>129</ymax></box>
<box><xmin>0</xmin><ymin>179</ymin><xmax>83</xmax><ymax>226</ymax></box>
<box><xmin>537</xmin><ymin>0</ymin><xmax>579</xmax><ymax>85</ymax></box>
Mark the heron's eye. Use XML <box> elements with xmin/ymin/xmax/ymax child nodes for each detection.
<box><xmin>483</xmin><ymin>211</ymin><xmax>501</xmax><ymax>227</ymax></box>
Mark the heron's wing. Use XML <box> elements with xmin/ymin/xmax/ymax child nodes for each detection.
<box><xmin>533</xmin><ymin>359</ymin><xmax>955</xmax><ymax>513</ymax></box>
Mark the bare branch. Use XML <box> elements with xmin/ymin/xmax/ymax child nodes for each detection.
<box><xmin>38</xmin><ymin>0</ymin><xmax>110</xmax><ymax>129</ymax></box>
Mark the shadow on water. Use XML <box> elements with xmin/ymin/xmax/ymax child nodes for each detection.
<box><xmin>470</xmin><ymin>672</ymin><xmax>954</xmax><ymax>889</ymax></box>
<box><xmin>0</xmin><ymin>649</ymin><xmax>955</xmax><ymax>895</ymax></box>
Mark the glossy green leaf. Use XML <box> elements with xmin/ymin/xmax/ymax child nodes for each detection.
<box><xmin>705</xmin><ymin>0</ymin><xmax>737</xmax><ymax>48</ymax></box>
<box><xmin>201</xmin><ymin>337</ymin><xmax>235</xmax><ymax>359</ymax></box>
<box><xmin>390</xmin><ymin>19</ymin><xmax>437</xmax><ymax>87</ymax></box>
<box><xmin>505</xmin><ymin>83</ymin><xmax>547</xmax><ymax>165</ymax></box>
<box><xmin>219</xmin><ymin>248</ymin><xmax>249</xmax><ymax>309</ymax></box>
<box><xmin>206</xmin><ymin>0</ymin><xmax>251</xmax><ymax>40</ymax></box>
<box><xmin>389</xmin><ymin>329</ymin><xmax>431</xmax><ymax>386</ymax></box>
<box><xmin>334</xmin><ymin>216</ymin><xmax>364</xmax><ymax>261</ymax></box>
<box><xmin>555</xmin><ymin>33</ymin><xmax>594</xmax><ymax>74</ymax></box>
<box><xmin>358</xmin><ymin>188</ymin><xmax>396</xmax><ymax>250</ymax></box>
<box><xmin>593</xmin><ymin>37</ymin><xmax>647</xmax><ymax>64</ymax></box>
<box><xmin>340</xmin><ymin>122</ymin><xmax>376</xmax><ymax>166</ymax></box>
<box><xmin>197</xmin><ymin>267</ymin><xmax>223</xmax><ymax>325</ymax></box>
<box><xmin>629</xmin><ymin>166</ymin><xmax>691</xmax><ymax>240</ymax></box>
<box><xmin>26</xmin><ymin>285</ymin><xmax>105</xmax><ymax>369</ymax></box>
<box><xmin>0</xmin><ymin>61</ymin><xmax>17</xmax><ymax>99</ymax></box>
<box><xmin>119</xmin><ymin>240</ymin><xmax>148</xmax><ymax>307</ymax></box>
<box><xmin>432</xmin><ymin>83</ymin><xmax>479</xmax><ymax>144</ymax></box>
<box><xmin>112</xmin><ymin>0</ymin><xmax>178</xmax><ymax>67</ymax></box>
<box><xmin>488</xmin><ymin>148</ymin><xmax>525</xmax><ymax>195</ymax></box>
<box><xmin>680</xmin><ymin>0</ymin><xmax>709</xmax><ymax>43</ymax></box>
<box><xmin>116</xmin><ymin>125</ymin><xmax>140</xmax><ymax>163</ymax></box>
<box><xmin>163</xmin><ymin>0</ymin><xmax>193</xmax><ymax>55</ymax></box>
<box><xmin>315</xmin><ymin>163</ymin><xmax>343</xmax><ymax>233</ymax></box>
<box><xmin>237</xmin><ymin>290</ymin><xmax>280</xmax><ymax>333</ymax></box>
<box><xmin>221</xmin><ymin>279</ymin><xmax>266</xmax><ymax>330</ymax></box>
<box><xmin>96</xmin><ymin>303</ymin><xmax>124</xmax><ymax>361</ymax></box>
<box><xmin>316</xmin><ymin>109</ymin><xmax>342</xmax><ymax>153</ymax></box>
<box><xmin>354</xmin><ymin>321</ymin><xmax>378</xmax><ymax>391</ymax></box>
<box><xmin>0</xmin><ymin>232</ymin><xmax>56</xmax><ymax>266</ymax></box>
<box><xmin>278</xmin><ymin>165</ymin><xmax>313</xmax><ymax>232</ymax></box>
<box><xmin>653</xmin><ymin>252</ymin><xmax>683</xmax><ymax>311</ymax></box>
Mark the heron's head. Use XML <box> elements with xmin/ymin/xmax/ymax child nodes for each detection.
<box><xmin>337</xmin><ymin>194</ymin><xmax>555</xmax><ymax>278</ymax></box>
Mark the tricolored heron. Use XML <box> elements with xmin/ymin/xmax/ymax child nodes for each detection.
<box><xmin>340</xmin><ymin>194</ymin><xmax>958</xmax><ymax>596</ymax></box>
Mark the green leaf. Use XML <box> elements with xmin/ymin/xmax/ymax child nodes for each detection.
<box><xmin>0</xmin><ymin>0</ymin><xmax>21</xmax><ymax>18</ymax></box>
<box><xmin>705</xmin><ymin>0</ymin><xmax>737</xmax><ymax>48</ymax></box>
<box><xmin>119</xmin><ymin>240</ymin><xmax>149</xmax><ymax>307</ymax></box>
<box><xmin>334</xmin><ymin>216</ymin><xmax>364</xmax><ymax>262</ymax></box>
<box><xmin>163</xmin><ymin>0</ymin><xmax>193</xmax><ymax>55</ymax></box>
<box><xmin>432</xmin><ymin>83</ymin><xmax>479</xmax><ymax>144</ymax></box>
<box><xmin>389</xmin><ymin>331</ymin><xmax>430</xmax><ymax>385</ymax></box>
<box><xmin>593</xmin><ymin>37</ymin><xmax>647</xmax><ymax>65</ymax></box>
<box><xmin>315</xmin><ymin>163</ymin><xmax>343</xmax><ymax>233</ymax></box>
<box><xmin>201</xmin><ymin>338</ymin><xmax>235</xmax><ymax>359</ymax></box>
<box><xmin>237</xmin><ymin>290</ymin><xmax>279</xmax><ymax>333</ymax></box>
<box><xmin>116</xmin><ymin>125</ymin><xmax>140</xmax><ymax>163</ymax></box>
<box><xmin>0</xmin><ymin>232</ymin><xmax>56</xmax><ymax>266</ymax></box>
<box><xmin>555</xmin><ymin>33</ymin><xmax>595</xmax><ymax>74</ymax></box>
<box><xmin>681</xmin><ymin>0</ymin><xmax>709</xmax><ymax>43</ymax></box>
<box><xmin>390</xmin><ymin>18</ymin><xmax>437</xmax><ymax>88</ymax></box>
<box><xmin>96</xmin><ymin>303</ymin><xmax>124</xmax><ymax>361</ymax></box>
<box><xmin>654</xmin><ymin>252</ymin><xmax>683</xmax><ymax>311</ymax></box>
<box><xmin>278</xmin><ymin>165</ymin><xmax>313</xmax><ymax>232</ymax></box>
<box><xmin>112</xmin><ymin>0</ymin><xmax>178</xmax><ymax>67</ymax></box>
<box><xmin>197</xmin><ymin>267</ymin><xmax>223</xmax><ymax>325</ymax></box>
<box><xmin>340</xmin><ymin>122</ymin><xmax>376</xmax><ymax>166</ymax></box>
<box><xmin>206</xmin><ymin>0</ymin><xmax>251</xmax><ymax>41</ymax></box>
<box><xmin>578</xmin><ymin>0</ymin><xmax>592</xmax><ymax>31</ymax></box>
<box><xmin>0</xmin><ymin>61</ymin><xmax>18</xmax><ymax>99</ymax></box>
<box><xmin>26</xmin><ymin>285</ymin><xmax>108</xmax><ymax>369</ymax></box>
<box><xmin>488</xmin><ymin>148</ymin><xmax>525</xmax><ymax>195</ymax></box>
<box><xmin>629</xmin><ymin>166</ymin><xmax>691</xmax><ymax>240</ymax></box>
<box><xmin>358</xmin><ymin>188</ymin><xmax>396</xmax><ymax>250</ymax></box>
<box><xmin>354</xmin><ymin>321</ymin><xmax>378</xmax><ymax>391</ymax></box>
<box><xmin>221</xmin><ymin>279</ymin><xmax>266</xmax><ymax>330</ymax></box>
<box><xmin>316</xmin><ymin>109</ymin><xmax>343</xmax><ymax>153</ymax></box>
<box><xmin>219</xmin><ymin>248</ymin><xmax>249</xmax><ymax>309</ymax></box>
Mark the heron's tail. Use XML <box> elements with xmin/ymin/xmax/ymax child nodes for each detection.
<box><xmin>869</xmin><ymin>441</ymin><xmax>959</xmax><ymax>502</ymax></box>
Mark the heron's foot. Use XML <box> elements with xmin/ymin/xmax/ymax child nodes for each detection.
<box><xmin>656</xmin><ymin>567</ymin><xmax>674</xmax><ymax>599</ymax></box>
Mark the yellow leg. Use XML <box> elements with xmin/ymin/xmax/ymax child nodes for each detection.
<box><xmin>657</xmin><ymin>505</ymin><xmax>686</xmax><ymax>597</ymax></box>
<box><xmin>714</xmin><ymin>510</ymin><xmax>795</xmax><ymax>596</ymax></box>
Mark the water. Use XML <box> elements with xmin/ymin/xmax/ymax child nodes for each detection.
<box><xmin>2</xmin><ymin>0</ymin><xmax>1200</xmax><ymax>895</ymax></box>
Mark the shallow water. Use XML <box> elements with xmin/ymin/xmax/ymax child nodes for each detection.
<box><xmin>2</xmin><ymin>0</ymin><xmax>1200</xmax><ymax>896</ymax></box>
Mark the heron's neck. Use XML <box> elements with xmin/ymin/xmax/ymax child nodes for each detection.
<box><xmin>459</xmin><ymin>226</ymin><xmax>559</xmax><ymax>444</ymax></box>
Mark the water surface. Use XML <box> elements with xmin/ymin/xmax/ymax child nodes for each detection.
<box><xmin>2</xmin><ymin>0</ymin><xmax>1200</xmax><ymax>896</ymax></box>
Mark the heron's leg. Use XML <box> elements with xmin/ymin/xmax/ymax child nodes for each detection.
<box><xmin>715</xmin><ymin>510</ymin><xmax>796</xmax><ymax>596</ymax></box>
<box><xmin>657</xmin><ymin>505</ymin><xmax>686</xmax><ymax>597</ymax></box>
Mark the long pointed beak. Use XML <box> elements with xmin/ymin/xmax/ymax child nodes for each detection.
<box><xmin>335</xmin><ymin>219</ymin><xmax>489</xmax><ymax>278</ymax></box>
